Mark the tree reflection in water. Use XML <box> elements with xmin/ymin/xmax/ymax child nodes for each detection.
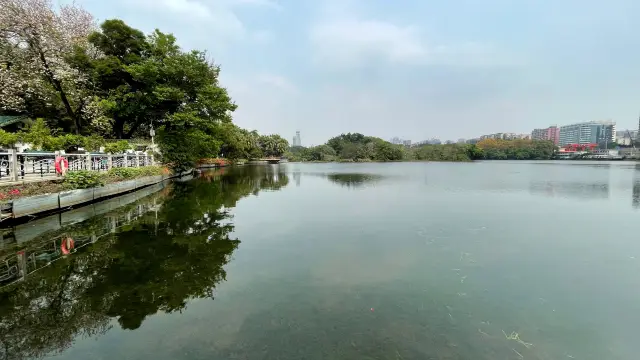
<box><xmin>326</xmin><ymin>173</ymin><xmax>382</xmax><ymax>189</ymax></box>
<box><xmin>0</xmin><ymin>165</ymin><xmax>289</xmax><ymax>360</ymax></box>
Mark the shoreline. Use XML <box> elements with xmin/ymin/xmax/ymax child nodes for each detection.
<box><xmin>1</xmin><ymin>171</ymin><xmax>193</xmax><ymax>222</ymax></box>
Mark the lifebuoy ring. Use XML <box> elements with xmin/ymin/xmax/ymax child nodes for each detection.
<box><xmin>55</xmin><ymin>156</ymin><xmax>69</xmax><ymax>175</ymax></box>
<box><xmin>61</xmin><ymin>237</ymin><xmax>74</xmax><ymax>255</ymax></box>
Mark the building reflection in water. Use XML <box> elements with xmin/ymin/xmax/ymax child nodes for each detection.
<box><xmin>528</xmin><ymin>162</ymin><xmax>612</xmax><ymax>201</ymax></box>
<box><xmin>633</xmin><ymin>164</ymin><xmax>640</xmax><ymax>209</ymax></box>
<box><xmin>529</xmin><ymin>181</ymin><xmax>610</xmax><ymax>200</ymax></box>
<box><xmin>0</xmin><ymin>166</ymin><xmax>289</xmax><ymax>360</ymax></box>
<box><xmin>293</xmin><ymin>171</ymin><xmax>301</xmax><ymax>187</ymax></box>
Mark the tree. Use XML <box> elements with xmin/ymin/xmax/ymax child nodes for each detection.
<box><xmin>0</xmin><ymin>0</ymin><xmax>101</xmax><ymax>133</ymax></box>
<box><xmin>259</xmin><ymin>134</ymin><xmax>289</xmax><ymax>158</ymax></box>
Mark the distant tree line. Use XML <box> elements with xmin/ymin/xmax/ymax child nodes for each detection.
<box><xmin>286</xmin><ymin>134</ymin><xmax>556</xmax><ymax>162</ymax></box>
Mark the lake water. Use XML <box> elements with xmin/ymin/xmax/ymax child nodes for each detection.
<box><xmin>2</xmin><ymin>161</ymin><xmax>640</xmax><ymax>360</ymax></box>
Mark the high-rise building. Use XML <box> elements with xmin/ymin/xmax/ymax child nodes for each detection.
<box><xmin>558</xmin><ymin>121</ymin><xmax>616</xmax><ymax>146</ymax></box>
<box><xmin>292</xmin><ymin>131</ymin><xmax>301</xmax><ymax>147</ymax></box>
<box><xmin>531</xmin><ymin>126</ymin><xmax>559</xmax><ymax>144</ymax></box>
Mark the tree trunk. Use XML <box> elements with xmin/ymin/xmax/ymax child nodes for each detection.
<box><xmin>33</xmin><ymin>40</ymin><xmax>81</xmax><ymax>134</ymax></box>
<box><xmin>124</xmin><ymin>119</ymin><xmax>143</xmax><ymax>139</ymax></box>
<box><xmin>113</xmin><ymin>118</ymin><xmax>125</xmax><ymax>139</ymax></box>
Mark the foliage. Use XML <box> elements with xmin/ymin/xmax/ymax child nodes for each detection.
<box><xmin>0</xmin><ymin>129</ymin><xmax>19</xmax><ymax>148</ymax></box>
<box><xmin>83</xmin><ymin>135</ymin><xmax>105</xmax><ymax>152</ymax></box>
<box><xmin>63</xmin><ymin>170</ymin><xmax>103</xmax><ymax>189</ymax></box>
<box><xmin>158</xmin><ymin>127</ymin><xmax>220</xmax><ymax>172</ymax></box>
<box><xmin>69</xmin><ymin>20</ymin><xmax>237</xmax><ymax>141</ymax></box>
<box><xmin>0</xmin><ymin>0</ymin><xmax>101</xmax><ymax>133</ymax></box>
<box><xmin>410</xmin><ymin>144</ymin><xmax>478</xmax><ymax>162</ymax></box>
<box><xmin>198</xmin><ymin>158</ymin><xmax>229</xmax><ymax>166</ymax></box>
<box><xmin>1</xmin><ymin>1</ymin><xmax>280</xmax><ymax>168</ymax></box>
<box><xmin>18</xmin><ymin>118</ymin><xmax>52</xmax><ymax>149</ymax></box>
<box><xmin>258</xmin><ymin>134</ymin><xmax>289</xmax><ymax>158</ymax></box>
<box><xmin>103</xmin><ymin>140</ymin><xmax>130</xmax><ymax>154</ymax></box>
<box><xmin>106</xmin><ymin>165</ymin><xmax>163</xmax><ymax>181</ymax></box>
<box><xmin>475</xmin><ymin>139</ymin><xmax>555</xmax><ymax>160</ymax></box>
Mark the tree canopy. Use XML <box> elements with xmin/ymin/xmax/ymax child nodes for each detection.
<box><xmin>0</xmin><ymin>1</ymin><xmax>286</xmax><ymax>170</ymax></box>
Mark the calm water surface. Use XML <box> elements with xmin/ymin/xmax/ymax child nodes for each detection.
<box><xmin>2</xmin><ymin>161</ymin><xmax>640</xmax><ymax>360</ymax></box>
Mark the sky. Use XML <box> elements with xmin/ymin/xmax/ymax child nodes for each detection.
<box><xmin>60</xmin><ymin>0</ymin><xmax>640</xmax><ymax>145</ymax></box>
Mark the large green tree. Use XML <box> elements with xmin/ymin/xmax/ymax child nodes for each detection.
<box><xmin>259</xmin><ymin>134</ymin><xmax>289</xmax><ymax>158</ymax></box>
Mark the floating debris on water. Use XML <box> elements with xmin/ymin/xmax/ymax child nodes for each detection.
<box><xmin>512</xmin><ymin>348</ymin><xmax>524</xmax><ymax>359</ymax></box>
<box><xmin>502</xmin><ymin>330</ymin><xmax>533</xmax><ymax>349</ymax></box>
<box><xmin>460</xmin><ymin>275</ymin><xmax>467</xmax><ymax>283</ymax></box>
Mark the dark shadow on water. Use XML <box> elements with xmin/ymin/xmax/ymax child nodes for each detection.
<box><xmin>326</xmin><ymin>173</ymin><xmax>383</xmax><ymax>189</ymax></box>
<box><xmin>0</xmin><ymin>166</ymin><xmax>289</xmax><ymax>360</ymax></box>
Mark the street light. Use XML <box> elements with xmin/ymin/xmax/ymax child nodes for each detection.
<box><xmin>150</xmin><ymin>123</ymin><xmax>155</xmax><ymax>146</ymax></box>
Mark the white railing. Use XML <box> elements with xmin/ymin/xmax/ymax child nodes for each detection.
<box><xmin>0</xmin><ymin>151</ymin><xmax>155</xmax><ymax>183</ymax></box>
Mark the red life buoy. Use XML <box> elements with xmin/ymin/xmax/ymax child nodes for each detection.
<box><xmin>61</xmin><ymin>237</ymin><xmax>75</xmax><ymax>255</ymax></box>
<box><xmin>55</xmin><ymin>156</ymin><xmax>69</xmax><ymax>175</ymax></box>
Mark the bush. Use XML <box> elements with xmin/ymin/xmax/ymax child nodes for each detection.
<box><xmin>60</xmin><ymin>134</ymin><xmax>87</xmax><ymax>152</ymax></box>
<box><xmin>63</xmin><ymin>170</ymin><xmax>104</xmax><ymax>189</ymax></box>
<box><xmin>83</xmin><ymin>135</ymin><xmax>105</xmax><ymax>152</ymax></box>
<box><xmin>107</xmin><ymin>167</ymin><xmax>138</xmax><ymax>179</ymax></box>
<box><xmin>107</xmin><ymin>166</ymin><xmax>164</xmax><ymax>180</ymax></box>
<box><xmin>104</xmin><ymin>140</ymin><xmax>131</xmax><ymax>154</ymax></box>
<box><xmin>0</xmin><ymin>130</ymin><xmax>19</xmax><ymax>148</ymax></box>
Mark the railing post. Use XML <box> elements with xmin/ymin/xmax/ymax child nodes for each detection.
<box><xmin>85</xmin><ymin>153</ymin><xmax>91</xmax><ymax>171</ymax></box>
<box><xmin>150</xmin><ymin>155</ymin><xmax>154</xmax><ymax>166</ymax></box>
<box><xmin>107</xmin><ymin>154</ymin><xmax>113</xmax><ymax>170</ymax></box>
<box><xmin>124</xmin><ymin>154</ymin><xmax>129</xmax><ymax>168</ymax></box>
<box><xmin>9</xmin><ymin>149</ymin><xmax>18</xmax><ymax>182</ymax></box>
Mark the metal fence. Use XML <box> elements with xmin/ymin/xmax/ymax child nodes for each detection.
<box><xmin>0</xmin><ymin>151</ymin><xmax>154</xmax><ymax>183</ymax></box>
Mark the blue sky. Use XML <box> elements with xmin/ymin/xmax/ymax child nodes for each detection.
<box><xmin>63</xmin><ymin>0</ymin><xmax>640</xmax><ymax>145</ymax></box>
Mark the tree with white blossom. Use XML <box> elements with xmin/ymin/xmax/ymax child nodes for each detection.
<box><xmin>0</xmin><ymin>0</ymin><xmax>101</xmax><ymax>133</ymax></box>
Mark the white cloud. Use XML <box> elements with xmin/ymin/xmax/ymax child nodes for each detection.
<box><xmin>310</xmin><ymin>19</ymin><xmax>426</xmax><ymax>67</ymax></box>
<box><xmin>159</xmin><ymin>0</ymin><xmax>212</xmax><ymax>17</ymax></box>
<box><xmin>126</xmin><ymin>0</ymin><xmax>281</xmax><ymax>38</ymax></box>
<box><xmin>256</xmin><ymin>74</ymin><xmax>297</xmax><ymax>93</ymax></box>
<box><xmin>251</xmin><ymin>29</ymin><xmax>274</xmax><ymax>44</ymax></box>
<box><xmin>309</xmin><ymin>1</ymin><xmax>517</xmax><ymax>69</ymax></box>
<box><xmin>233</xmin><ymin>0</ymin><xmax>282</xmax><ymax>11</ymax></box>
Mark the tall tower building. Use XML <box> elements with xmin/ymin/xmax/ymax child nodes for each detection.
<box><xmin>292</xmin><ymin>131</ymin><xmax>302</xmax><ymax>147</ymax></box>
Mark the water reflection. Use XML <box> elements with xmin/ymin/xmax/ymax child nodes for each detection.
<box><xmin>0</xmin><ymin>166</ymin><xmax>289</xmax><ymax>360</ymax></box>
<box><xmin>326</xmin><ymin>173</ymin><xmax>382</xmax><ymax>189</ymax></box>
<box><xmin>529</xmin><ymin>181</ymin><xmax>610</xmax><ymax>200</ymax></box>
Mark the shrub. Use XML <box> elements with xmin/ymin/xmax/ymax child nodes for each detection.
<box><xmin>63</xmin><ymin>170</ymin><xmax>104</xmax><ymax>189</ymax></box>
<box><xmin>107</xmin><ymin>166</ymin><xmax>163</xmax><ymax>180</ymax></box>
<box><xmin>59</xmin><ymin>134</ymin><xmax>86</xmax><ymax>152</ymax></box>
<box><xmin>83</xmin><ymin>135</ymin><xmax>105</xmax><ymax>152</ymax></box>
<box><xmin>107</xmin><ymin>167</ymin><xmax>137</xmax><ymax>179</ymax></box>
<box><xmin>0</xmin><ymin>130</ymin><xmax>19</xmax><ymax>148</ymax></box>
<box><xmin>104</xmin><ymin>140</ymin><xmax>131</xmax><ymax>154</ymax></box>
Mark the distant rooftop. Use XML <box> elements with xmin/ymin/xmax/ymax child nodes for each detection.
<box><xmin>0</xmin><ymin>115</ymin><xmax>28</xmax><ymax>127</ymax></box>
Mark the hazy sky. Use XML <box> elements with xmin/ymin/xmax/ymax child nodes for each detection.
<box><xmin>62</xmin><ymin>0</ymin><xmax>640</xmax><ymax>145</ymax></box>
